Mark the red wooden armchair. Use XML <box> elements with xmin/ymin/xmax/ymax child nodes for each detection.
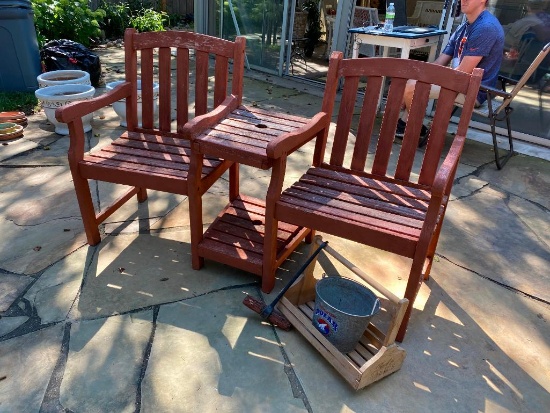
<box><xmin>56</xmin><ymin>29</ymin><xmax>245</xmax><ymax>245</ymax></box>
<box><xmin>263</xmin><ymin>52</ymin><xmax>483</xmax><ymax>341</ymax></box>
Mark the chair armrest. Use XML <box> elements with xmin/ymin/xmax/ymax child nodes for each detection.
<box><xmin>497</xmin><ymin>74</ymin><xmax>519</xmax><ymax>93</ymax></box>
<box><xmin>266</xmin><ymin>112</ymin><xmax>330</xmax><ymax>159</ymax></box>
<box><xmin>55</xmin><ymin>82</ymin><xmax>132</xmax><ymax>123</ymax></box>
<box><xmin>479</xmin><ymin>83</ymin><xmax>512</xmax><ymax>100</ymax></box>
<box><xmin>420</xmin><ymin>134</ymin><xmax>466</xmax><ymax>237</ymax></box>
<box><xmin>180</xmin><ymin>95</ymin><xmax>240</xmax><ymax>138</ymax></box>
<box><xmin>432</xmin><ymin>133</ymin><xmax>466</xmax><ymax>198</ymax></box>
<box><xmin>498</xmin><ymin>74</ymin><xmax>519</xmax><ymax>88</ymax></box>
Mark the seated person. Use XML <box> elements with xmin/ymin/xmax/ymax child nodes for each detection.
<box><xmin>503</xmin><ymin>0</ymin><xmax>550</xmax><ymax>53</ymax></box>
<box><xmin>501</xmin><ymin>0</ymin><xmax>550</xmax><ymax>77</ymax></box>
<box><xmin>396</xmin><ymin>0</ymin><xmax>504</xmax><ymax>147</ymax></box>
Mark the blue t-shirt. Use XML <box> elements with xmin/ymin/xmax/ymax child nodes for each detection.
<box><xmin>442</xmin><ymin>10</ymin><xmax>504</xmax><ymax>103</ymax></box>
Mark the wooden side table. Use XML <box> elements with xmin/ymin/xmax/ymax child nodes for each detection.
<box><xmin>189</xmin><ymin>105</ymin><xmax>326</xmax><ymax>292</ymax></box>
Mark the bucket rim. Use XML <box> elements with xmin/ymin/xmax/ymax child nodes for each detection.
<box><xmin>315</xmin><ymin>275</ymin><xmax>381</xmax><ymax>318</ymax></box>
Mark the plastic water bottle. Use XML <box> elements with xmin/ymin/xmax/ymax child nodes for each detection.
<box><xmin>383</xmin><ymin>3</ymin><xmax>395</xmax><ymax>33</ymax></box>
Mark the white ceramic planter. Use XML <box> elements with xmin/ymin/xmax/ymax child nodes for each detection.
<box><xmin>37</xmin><ymin>70</ymin><xmax>91</xmax><ymax>88</ymax></box>
<box><xmin>106</xmin><ymin>80</ymin><xmax>160</xmax><ymax>127</ymax></box>
<box><xmin>35</xmin><ymin>84</ymin><xmax>95</xmax><ymax>135</ymax></box>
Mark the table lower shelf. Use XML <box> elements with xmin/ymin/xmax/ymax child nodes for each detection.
<box><xmin>197</xmin><ymin>195</ymin><xmax>310</xmax><ymax>276</ymax></box>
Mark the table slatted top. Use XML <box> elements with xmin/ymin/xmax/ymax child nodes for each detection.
<box><xmin>194</xmin><ymin>105</ymin><xmax>310</xmax><ymax>169</ymax></box>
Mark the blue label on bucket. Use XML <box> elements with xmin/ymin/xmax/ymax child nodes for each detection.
<box><xmin>314</xmin><ymin>308</ymin><xmax>338</xmax><ymax>335</ymax></box>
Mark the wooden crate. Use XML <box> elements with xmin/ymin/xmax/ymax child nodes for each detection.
<box><xmin>277</xmin><ymin>236</ymin><xmax>409</xmax><ymax>390</ymax></box>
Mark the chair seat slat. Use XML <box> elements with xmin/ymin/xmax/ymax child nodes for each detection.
<box><xmin>276</xmin><ymin>199</ymin><xmax>421</xmax><ymax>243</ymax></box>
<box><xmin>307</xmin><ymin>167</ymin><xmax>431</xmax><ymax>201</ymax></box>
<box><xmin>282</xmin><ymin>185</ymin><xmax>425</xmax><ymax>225</ymax></box>
<box><xmin>234</xmin><ymin>105</ymin><xmax>310</xmax><ymax>125</ymax></box>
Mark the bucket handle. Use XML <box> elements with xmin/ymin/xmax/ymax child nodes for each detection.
<box><xmin>321</xmin><ymin>273</ymin><xmax>381</xmax><ymax>316</ymax></box>
<box><xmin>371</xmin><ymin>297</ymin><xmax>381</xmax><ymax>316</ymax></box>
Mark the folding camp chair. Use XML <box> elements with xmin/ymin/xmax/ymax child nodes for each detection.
<box><xmin>455</xmin><ymin>42</ymin><xmax>550</xmax><ymax>169</ymax></box>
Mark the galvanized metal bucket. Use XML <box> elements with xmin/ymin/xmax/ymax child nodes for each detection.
<box><xmin>312</xmin><ymin>276</ymin><xmax>381</xmax><ymax>353</ymax></box>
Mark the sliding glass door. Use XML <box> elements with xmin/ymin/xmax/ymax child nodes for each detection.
<box><xmin>487</xmin><ymin>0</ymin><xmax>549</xmax><ymax>141</ymax></box>
<box><xmin>215</xmin><ymin>0</ymin><xmax>290</xmax><ymax>74</ymax></box>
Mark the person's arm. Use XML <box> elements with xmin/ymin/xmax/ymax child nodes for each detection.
<box><xmin>456</xmin><ymin>55</ymin><xmax>483</xmax><ymax>74</ymax></box>
<box><xmin>433</xmin><ymin>53</ymin><xmax>453</xmax><ymax>66</ymax></box>
<box><xmin>532</xmin><ymin>20</ymin><xmax>550</xmax><ymax>42</ymax></box>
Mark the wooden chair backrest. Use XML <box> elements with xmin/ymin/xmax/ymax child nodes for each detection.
<box><xmin>315</xmin><ymin>52</ymin><xmax>483</xmax><ymax>187</ymax></box>
<box><xmin>346</xmin><ymin>6</ymin><xmax>379</xmax><ymax>57</ymax></box>
<box><xmin>123</xmin><ymin>28</ymin><xmax>246</xmax><ymax>134</ymax></box>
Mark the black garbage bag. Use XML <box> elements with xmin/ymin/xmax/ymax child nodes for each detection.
<box><xmin>40</xmin><ymin>39</ymin><xmax>102</xmax><ymax>87</ymax></box>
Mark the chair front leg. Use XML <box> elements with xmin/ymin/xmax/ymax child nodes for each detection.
<box><xmin>72</xmin><ymin>172</ymin><xmax>101</xmax><ymax>246</ymax></box>
<box><xmin>396</xmin><ymin>250</ymin><xmax>426</xmax><ymax>343</ymax></box>
<box><xmin>493</xmin><ymin>108</ymin><xmax>514</xmax><ymax>170</ymax></box>
<box><xmin>137</xmin><ymin>187</ymin><xmax>148</xmax><ymax>202</ymax></box>
<box><xmin>262</xmin><ymin>156</ymin><xmax>288</xmax><ymax>293</ymax></box>
<box><xmin>66</xmin><ymin>118</ymin><xmax>101</xmax><ymax>245</ymax></box>
<box><xmin>188</xmin><ymin>151</ymin><xmax>205</xmax><ymax>270</ymax></box>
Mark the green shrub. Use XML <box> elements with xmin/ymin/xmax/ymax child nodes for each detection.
<box><xmin>99</xmin><ymin>0</ymin><xmax>168</xmax><ymax>37</ymax></box>
<box><xmin>100</xmin><ymin>0</ymin><xmax>131</xmax><ymax>39</ymax></box>
<box><xmin>32</xmin><ymin>0</ymin><xmax>105</xmax><ymax>48</ymax></box>
<box><xmin>129</xmin><ymin>8</ymin><xmax>168</xmax><ymax>32</ymax></box>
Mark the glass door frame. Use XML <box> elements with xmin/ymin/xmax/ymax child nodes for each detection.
<box><xmin>196</xmin><ymin>0</ymin><xmax>292</xmax><ymax>75</ymax></box>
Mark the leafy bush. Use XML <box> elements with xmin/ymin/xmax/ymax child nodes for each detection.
<box><xmin>129</xmin><ymin>8</ymin><xmax>168</xmax><ymax>32</ymax></box>
<box><xmin>167</xmin><ymin>13</ymin><xmax>194</xmax><ymax>28</ymax></box>
<box><xmin>99</xmin><ymin>0</ymin><xmax>168</xmax><ymax>37</ymax></box>
<box><xmin>99</xmin><ymin>0</ymin><xmax>131</xmax><ymax>39</ymax></box>
<box><xmin>33</xmin><ymin>0</ymin><xmax>169</xmax><ymax>46</ymax></box>
<box><xmin>32</xmin><ymin>0</ymin><xmax>105</xmax><ymax>48</ymax></box>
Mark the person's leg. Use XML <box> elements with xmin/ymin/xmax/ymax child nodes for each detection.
<box><xmin>396</xmin><ymin>83</ymin><xmax>481</xmax><ymax>147</ymax></box>
<box><xmin>395</xmin><ymin>82</ymin><xmax>439</xmax><ymax>141</ymax></box>
<box><xmin>453</xmin><ymin>93</ymin><xmax>481</xmax><ymax>107</ymax></box>
<box><xmin>400</xmin><ymin>83</ymin><xmax>441</xmax><ymax>122</ymax></box>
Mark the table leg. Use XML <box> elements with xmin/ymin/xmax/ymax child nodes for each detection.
<box><xmin>400</xmin><ymin>45</ymin><xmax>410</xmax><ymax>60</ymax></box>
<box><xmin>426</xmin><ymin>44</ymin><xmax>438</xmax><ymax>114</ymax></box>
<box><xmin>427</xmin><ymin>43</ymin><xmax>438</xmax><ymax>63</ymax></box>
<box><xmin>352</xmin><ymin>35</ymin><xmax>359</xmax><ymax>59</ymax></box>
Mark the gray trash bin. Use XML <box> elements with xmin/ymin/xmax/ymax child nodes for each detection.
<box><xmin>0</xmin><ymin>0</ymin><xmax>41</xmax><ymax>92</ymax></box>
